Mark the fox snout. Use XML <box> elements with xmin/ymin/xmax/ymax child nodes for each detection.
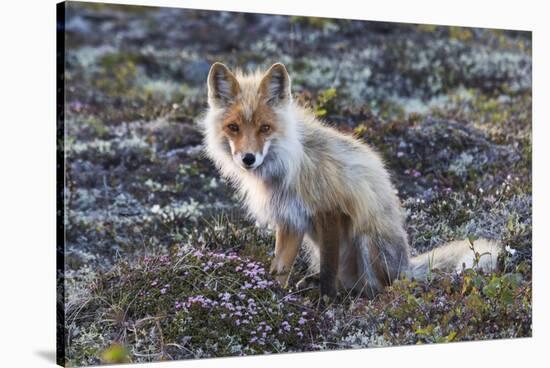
<box><xmin>242</xmin><ymin>153</ymin><xmax>255</xmax><ymax>167</ymax></box>
<box><xmin>232</xmin><ymin>144</ymin><xmax>269</xmax><ymax>171</ymax></box>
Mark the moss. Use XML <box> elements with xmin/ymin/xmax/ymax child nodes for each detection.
<box><xmin>448</xmin><ymin>26</ymin><xmax>474</xmax><ymax>42</ymax></box>
<box><xmin>75</xmin><ymin>2</ymin><xmax>156</xmax><ymax>14</ymax></box>
<box><xmin>313</xmin><ymin>87</ymin><xmax>338</xmax><ymax>117</ymax></box>
<box><xmin>416</xmin><ymin>24</ymin><xmax>438</xmax><ymax>33</ymax></box>
<box><xmin>94</xmin><ymin>53</ymin><xmax>138</xmax><ymax>96</ymax></box>
<box><xmin>355</xmin><ymin>268</ymin><xmax>531</xmax><ymax>345</ymax></box>
<box><xmin>290</xmin><ymin>16</ymin><xmax>336</xmax><ymax>30</ymax></box>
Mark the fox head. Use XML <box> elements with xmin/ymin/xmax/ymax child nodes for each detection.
<box><xmin>204</xmin><ymin>62</ymin><xmax>294</xmax><ymax>173</ymax></box>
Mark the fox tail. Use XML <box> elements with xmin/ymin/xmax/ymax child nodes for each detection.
<box><xmin>406</xmin><ymin>238</ymin><xmax>502</xmax><ymax>280</ymax></box>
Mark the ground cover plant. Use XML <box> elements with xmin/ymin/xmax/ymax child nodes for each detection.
<box><xmin>61</xmin><ymin>3</ymin><xmax>532</xmax><ymax>365</ymax></box>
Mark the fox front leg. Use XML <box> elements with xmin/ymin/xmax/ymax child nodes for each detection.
<box><xmin>269</xmin><ymin>225</ymin><xmax>304</xmax><ymax>288</ymax></box>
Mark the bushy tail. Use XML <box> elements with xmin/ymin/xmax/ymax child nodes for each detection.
<box><xmin>406</xmin><ymin>238</ymin><xmax>502</xmax><ymax>280</ymax></box>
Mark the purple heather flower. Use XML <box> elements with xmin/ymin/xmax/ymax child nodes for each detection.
<box><xmin>227</xmin><ymin>253</ymin><xmax>239</xmax><ymax>260</ymax></box>
<box><xmin>281</xmin><ymin>321</ymin><xmax>291</xmax><ymax>331</ymax></box>
<box><xmin>255</xmin><ymin>280</ymin><xmax>269</xmax><ymax>289</ymax></box>
<box><xmin>186</xmin><ymin>295</ymin><xmax>216</xmax><ymax>308</ymax></box>
<box><xmin>282</xmin><ymin>295</ymin><xmax>298</xmax><ymax>302</ymax></box>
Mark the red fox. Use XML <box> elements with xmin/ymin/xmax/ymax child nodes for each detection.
<box><xmin>201</xmin><ymin>62</ymin><xmax>501</xmax><ymax>300</ymax></box>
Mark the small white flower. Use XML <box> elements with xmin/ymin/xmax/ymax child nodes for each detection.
<box><xmin>505</xmin><ymin>245</ymin><xmax>517</xmax><ymax>255</ymax></box>
<box><xmin>151</xmin><ymin>204</ymin><xmax>161</xmax><ymax>214</ymax></box>
<box><xmin>208</xmin><ymin>178</ymin><xmax>218</xmax><ymax>189</ymax></box>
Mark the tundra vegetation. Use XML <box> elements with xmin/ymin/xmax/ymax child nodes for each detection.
<box><xmin>62</xmin><ymin>3</ymin><xmax>531</xmax><ymax>365</ymax></box>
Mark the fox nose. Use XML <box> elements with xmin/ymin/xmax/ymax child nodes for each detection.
<box><xmin>242</xmin><ymin>153</ymin><xmax>256</xmax><ymax>166</ymax></box>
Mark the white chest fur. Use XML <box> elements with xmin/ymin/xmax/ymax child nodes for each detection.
<box><xmin>238</xmin><ymin>173</ymin><xmax>311</xmax><ymax>232</ymax></box>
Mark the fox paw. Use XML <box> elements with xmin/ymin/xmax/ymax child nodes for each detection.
<box><xmin>296</xmin><ymin>272</ymin><xmax>320</xmax><ymax>289</ymax></box>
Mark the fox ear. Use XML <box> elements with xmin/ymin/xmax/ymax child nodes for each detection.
<box><xmin>207</xmin><ymin>62</ymin><xmax>240</xmax><ymax>108</ymax></box>
<box><xmin>259</xmin><ymin>63</ymin><xmax>291</xmax><ymax>107</ymax></box>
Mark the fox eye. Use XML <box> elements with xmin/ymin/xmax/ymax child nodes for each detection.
<box><xmin>227</xmin><ymin>123</ymin><xmax>239</xmax><ymax>132</ymax></box>
<box><xmin>259</xmin><ymin>124</ymin><xmax>271</xmax><ymax>133</ymax></box>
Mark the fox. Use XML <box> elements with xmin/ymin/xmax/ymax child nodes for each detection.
<box><xmin>200</xmin><ymin>61</ymin><xmax>501</xmax><ymax>301</ymax></box>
